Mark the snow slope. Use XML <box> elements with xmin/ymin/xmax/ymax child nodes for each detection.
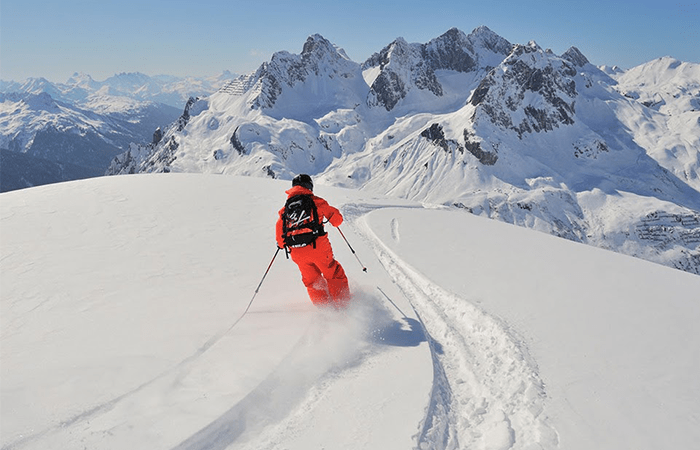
<box><xmin>2</xmin><ymin>174</ymin><xmax>699</xmax><ymax>450</ymax></box>
<box><xmin>611</xmin><ymin>57</ymin><xmax>700</xmax><ymax>193</ymax></box>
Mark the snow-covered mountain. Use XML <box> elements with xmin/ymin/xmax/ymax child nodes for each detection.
<box><xmin>0</xmin><ymin>91</ymin><xmax>180</xmax><ymax>191</ymax></box>
<box><xmin>105</xmin><ymin>27</ymin><xmax>700</xmax><ymax>275</ymax></box>
<box><xmin>363</xmin><ymin>26</ymin><xmax>512</xmax><ymax>112</ymax></box>
<box><xmin>610</xmin><ymin>56</ymin><xmax>700</xmax><ymax>193</ymax></box>
<box><xmin>2</xmin><ymin>174</ymin><xmax>699</xmax><ymax>449</ymax></box>
<box><xmin>0</xmin><ymin>71</ymin><xmax>239</xmax><ymax>191</ymax></box>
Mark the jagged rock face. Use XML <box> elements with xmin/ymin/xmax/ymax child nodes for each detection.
<box><xmin>419</xmin><ymin>123</ymin><xmax>498</xmax><ymax>165</ymax></box>
<box><xmin>422</xmin><ymin>29</ymin><xmax>478</xmax><ymax>73</ymax></box>
<box><xmin>365</xmin><ymin>27</ymin><xmax>513</xmax><ymax>111</ymax></box>
<box><xmin>365</xmin><ymin>38</ymin><xmax>437</xmax><ymax>110</ymax></box>
<box><xmin>230</xmin><ymin>126</ymin><xmax>246</xmax><ymax>155</ymax></box>
<box><xmin>152</xmin><ymin>128</ymin><xmax>163</xmax><ymax>145</ymax></box>
<box><xmin>562</xmin><ymin>47</ymin><xmax>590</xmax><ymax>68</ymax></box>
<box><xmin>368</xmin><ymin>69</ymin><xmax>409</xmax><ymax>111</ymax></box>
<box><xmin>420</xmin><ymin>123</ymin><xmax>454</xmax><ymax>152</ymax></box>
<box><xmin>470</xmin><ymin>42</ymin><xmax>577</xmax><ymax>138</ymax></box>
<box><xmin>249</xmin><ymin>34</ymin><xmax>362</xmax><ymax>111</ymax></box>
<box><xmin>177</xmin><ymin>96</ymin><xmax>199</xmax><ymax>130</ymax></box>
<box><xmin>250</xmin><ymin>63</ymin><xmax>283</xmax><ymax>110</ymax></box>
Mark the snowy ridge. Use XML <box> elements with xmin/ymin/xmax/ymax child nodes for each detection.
<box><xmin>611</xmin><ymin>57</ymin><xmax>700</xmax><ymax>193</ymax></box>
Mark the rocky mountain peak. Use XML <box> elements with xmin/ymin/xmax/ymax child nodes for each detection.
<box><xmin>470</xmin><ymin>41</ymin><xmax>578</xmax><ymax>137</ymax></box>
<box><xmin>562</xmin><ymin>46</ymin><xmax>590</xmax><ymax>67</ymax></box>
<box><xmin>467</xmin><ymin>25</ymin><xmax>514</xmax><ymax>56</ymax></box>
<box><xmin>365</xmin><ymin>37</ymin><xmax>436</xmax><ymax>110</ymax></box>
<box><xmin>301</xmin><ymin>34</ymin><xmax>344</xmax><ymax>62</ymax></box>
<box><xmin>363</xmin><ymin>37</ymin><xmax>414</xmax><ymax>71</ymax></box>
<box><xmin>422</xmin><ymin>28</ymin><xmax>477</xmax><ymax>73</ymax></box>
<box><xmin>247</xmin><ymin>34</ymin><xmax>363</xmax><ymax>110</ymax></box>
<box><xmin>365</xmin><ymin>27</ymin><xmax>514</xmax><ymax>111</ymax></box>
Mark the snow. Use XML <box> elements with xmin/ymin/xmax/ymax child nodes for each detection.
<box><xmin>2</xmin><ymin>174</ymin><xmax>699</xmax><ymax>450</ymax></box>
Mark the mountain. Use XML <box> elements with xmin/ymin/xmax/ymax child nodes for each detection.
<box><xmin>104</xmin><ymin>27</ymin><xmax>700</xmax><ymax>275</ymax></box>
<box><xmin>2</xmin><ymin>174</ymin><xmax>699</xmax><ymax>449</ymax></box>
<box><xmin>0</xmin><ymin>71</ymin><xmax>241</xmax><ymax>192</ymax></box>
<box><xmin>105</xmin><ymin>28</ymin><xmax>514</xmax><ymax>176</ymax></box>
<box><xmin>0</xmin><ymin>91</ymin><xmax>181</xmax><ymax>188</ymax></box>
<box><xmin>363</xmin><ymin>26</ymin><xmax>513</xmax><ymax>112</ymax></box>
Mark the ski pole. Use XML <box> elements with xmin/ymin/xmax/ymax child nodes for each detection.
<box><xmin>376</xmin><ymin>286</ymin><xmax>409</xmax><ymax>319</ymax></box>
<box><xmin>337</xmin><ymin>227</ymin><xmax>368</xmax><ymax>273</ymax></box>
<box><xmin>242</xmin><ymin>247</ymin><xmax>281</xmax><ymax>316</ymax></box>
<box><xmin>219</xmin><ymin>247</ymin><xmax>282</xmax><ymax>344</ymax></box>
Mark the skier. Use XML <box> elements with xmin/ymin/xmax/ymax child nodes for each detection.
<box><xmin>276</xmin><ymin>174</ymin><xmax>350</xmax><ymax>308</ymax></box>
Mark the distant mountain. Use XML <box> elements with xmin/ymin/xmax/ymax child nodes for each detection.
<box><xmin>0</xmin><ymin>71</ymin><xmax>238</xmax><ymax>192</ymax></box>
<box><xmin>83</xmin><ymin>28</ymin><xmax>700</xmax><ymax>274</ymax></box>
<box><xmin>0</xmin><ymin>148</ymin><xmax>95</xmax><ymax>192</ymax></box>
<box><xmin>1</xmin><ymin>71</ymin><xmax>238</xmax><ymax>109</ymax></box>
<box><xmin>0</xmin><ymin>91</ymin><xmax>180</xmax><ymax>189</ymax></box>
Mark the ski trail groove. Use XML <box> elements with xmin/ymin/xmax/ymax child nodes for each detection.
<box><xmin>361</xmin><ymin>217</ymin><xmax>560</xmax><ymax>450</ymax></box>
<box><xmin>2</xmin><ymin>305</ymin><xmax>268</xmax><ymax>450</ymax></box>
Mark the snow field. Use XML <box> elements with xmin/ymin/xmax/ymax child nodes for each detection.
<box><xmin>2</xmin><ymin>174</ymin><xmax>700</xmax><ymax>450</ymax></box>
<box><xmin>0</xmin><ymin>174</ymin><xmax>433</xmax><ymax>450</ymax></box>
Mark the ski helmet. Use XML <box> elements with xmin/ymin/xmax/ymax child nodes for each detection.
<box><xmin>292</xmin><ymin>174</ymin><xmax>313</xmax><ymax>191</ymax></box>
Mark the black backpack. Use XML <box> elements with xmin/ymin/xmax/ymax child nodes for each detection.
<box><xmin>281</xmin><ymin>194</ymin><xmax>326</xmax><ymax>248</ymax></box>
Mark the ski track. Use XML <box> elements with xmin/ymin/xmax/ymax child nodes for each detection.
<box><xmin>171</xmin><ymin>311</ymin><xmax>369</xmax><ymax>450</ymax></box>
<box><xmin>359</xmin><ymin>213</ymin><xmax>560</xmax><ymax>450</ymax></box>
<box><xmin>1</xmin><ymin>312</ymin><xmax>251</xmax><ymax>450</ymax></box>
<box><xmin>170</xmin><ymin>291</ymin><xmax>406</xmax><ymax>450</ymax></box>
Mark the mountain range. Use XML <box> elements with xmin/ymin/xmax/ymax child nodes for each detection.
<box><xmin>0</xmin><ymin>71</ymin><xmax>237</xmax><ymax>109</ymax></box>
<box><xmin>0</xmin><ymin>72</ymin><xmax>237</xmax><ymax>191</ymax></box>
<box><xmin>101</xmin><ymin>26</ymin><xmax>700</xmax><ymax>274</ymax></box>
<box><xmin>1</xmin><ymin>26</ymin><xmax>698</xmax><ymax>274</ymax></box>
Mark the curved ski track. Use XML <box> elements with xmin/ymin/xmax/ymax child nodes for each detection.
<box><xmin>359</xmin><ymin>212</ymin><xmax>560</xmax><ymax>450</ymax></box>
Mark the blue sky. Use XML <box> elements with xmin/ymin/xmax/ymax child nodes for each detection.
<box><xmin>1</xmin><ymin>0</ymin><xmax>698</xmax><ymax>82</ymax></box>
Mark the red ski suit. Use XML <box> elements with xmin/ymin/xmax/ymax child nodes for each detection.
<box><xmin>276</xmin><ymin>186</ymin><xmax>350</xmax><ymax>307</ymax></box>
